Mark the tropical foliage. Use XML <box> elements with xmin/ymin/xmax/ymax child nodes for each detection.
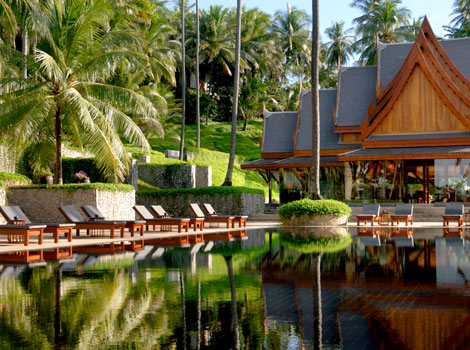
<box><xmin>278</xmin><ymin>199</ymin><xmax>352</xmax><ymax>220</ymax></box>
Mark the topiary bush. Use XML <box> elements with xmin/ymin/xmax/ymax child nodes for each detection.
<box><xmin>278</xmin><ymin>199</ymin><xmax>351</xmax><ymax>221</ymax></box>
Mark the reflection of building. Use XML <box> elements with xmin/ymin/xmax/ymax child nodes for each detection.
<box><xmin>242</xmin><ymin>18</ymin><xmax>470</xmax><ymax>203</ymax></box>
<box><xmin>262</xmin><ymin>234</ymin><xmax>470</xmax><ymax>348</ymax></box>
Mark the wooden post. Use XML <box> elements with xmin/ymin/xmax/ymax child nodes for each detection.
<box><xmin>268</xmin><ymin>171</ymin><xmax>272</xmax><ymax>204</ymax></box>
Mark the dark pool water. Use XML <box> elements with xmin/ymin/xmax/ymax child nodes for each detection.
<box><xmin>0</xmin><ymin>227</ymin><xmax>469</xmax><ymax>349</ymax></box>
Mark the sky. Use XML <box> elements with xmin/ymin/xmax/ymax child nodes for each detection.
<box><xmin>196</xmin><ymin>0</ymin><xmax>455</xmax><ymax>38</ymax></box>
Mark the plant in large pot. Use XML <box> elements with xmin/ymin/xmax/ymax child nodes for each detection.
<box><xmin>278</xmin><ymin>199</ymin><xmax>351</xmax><ymax>226</ymax></box>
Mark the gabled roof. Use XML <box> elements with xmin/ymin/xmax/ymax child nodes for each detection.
<box><xmin>379</xmin><ymin>36</ymin><xmax>470</xmax><ymax>90</ymax></box>
<box><xmin>261</xmin><ymin>108</ymin><xmax>298</xmax><ymax>157</ymax></box>
<box><xmin>294</xmin><ymin>88</ymin><xmax>342</xmax><ymax>152</ymax></box>
<box><xmin>335</xmin><ymin>66</ymin><xmax>377</xmax><ymax>128</ymax></box>
<box><xmin>361</xmin><ymin>17</ymin><xmax>470</xmax><ymax>139</ymax></box>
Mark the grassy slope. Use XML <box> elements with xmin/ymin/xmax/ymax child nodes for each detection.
<box><xmin>128</xmin><ymin>120</ymin><xmax>275</xmax><ymax>196</ymax></box>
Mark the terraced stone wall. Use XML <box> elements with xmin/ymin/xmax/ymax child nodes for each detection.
<box><xmin>7</xmin><ymin>188</ymin><xmax>135</xmax><ymax>223</ymax></box>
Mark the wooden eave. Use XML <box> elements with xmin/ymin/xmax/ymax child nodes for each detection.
<box><xmin>361</xmin><ymin>18</ymin><xmax>470</xmax><ymax>140</ymax></box>
<box><xmin>362</xmin><ymin>137</ymin><xmax>470</xmax><ymax>149</ymax></box>
<box><xmin>294</xmin><ymin>148</ymin><xmax>360</xmax><ymax>157</ymax></box>
<box><xmin>334</xmin><ymin>126</ymin><xmax>361</xmax><ymax>133</ymax></box>
<box><xmin>339</xmin><ymin>152</ymin><xmax>470</xmax><ymax>162</ymax></box>
<box><xmin>261</xmin><ymin>152</ymin><xmax>294</xmax><ymax>159</ymax></box>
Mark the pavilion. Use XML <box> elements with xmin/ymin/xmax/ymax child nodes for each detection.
<box><xmin>242</xmin><ymin>18</ymin><xmax>470</xmax><ymax>204</ymax></box>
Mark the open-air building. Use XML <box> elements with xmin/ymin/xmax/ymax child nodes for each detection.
<box><xmin>242</xmin><ymin>18</ymin><xmax>470</xmax><ymax>204</ymax></box>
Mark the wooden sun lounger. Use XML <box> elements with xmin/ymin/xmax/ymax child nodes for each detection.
<box><xmin>202</xmin><ymin>203</ymin><xmax>247</xmax><ymax>228</ymax></box>
<box><xmin>0</xmin><ymin>205</ymin><xmax>74</xmax><ymax>243</ymax></box>
<box><xmin>443</xmin><ymin>203</ymin><xmax>464</xmax><ymax>226</ymax></box>
<box><xmin>133</xmin><ymin>205</ymin><xmax>190</xmax><ymax>233</ymax></box>
<box><xmin>149</xmin><ymin>205</ymin><xmax>204</xmax><ymax>232</ymax></box>
<box><xmin>58</xmin><ymin>205</ymin><xmax>125</xmax><ymax>238</ymax></box>
<box><xmin>356</xmin><ymin>204</ymin><xmax>381</xmax><ymax>226</ymax></box>
<box><xmin>390</xmin><ymin>204</ymin><xmax>413</xmax><ymax>226</ymax></box>
<box><xmin>0</xmin><ymin>224</ymin><xmax>45</xmax><ymax>246</ymax></box>
<box><xmin>81</xmin><ymin>205</ymin><xmax>145</xmax><ymax>237</ymax></box>
<box><xmin>189</xmin><ymin>203</ymin><xmax>235</xmax><ymax>228</ymax></box>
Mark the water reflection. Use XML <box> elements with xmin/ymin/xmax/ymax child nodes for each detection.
<box><xmin>0</xmin><ymin>228</ymin><xmax>470</xmax><ymax>349</ymax></box>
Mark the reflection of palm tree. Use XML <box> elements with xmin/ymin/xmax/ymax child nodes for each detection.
<box><xmin>225</xmin><ymin>255</ymin><xmax>240</xmax><ymax>350</ymax></box>
<box><xmin>311</xmin><ymin>252</ymin><xmax>323</xmax><ymax>350</ymax></box>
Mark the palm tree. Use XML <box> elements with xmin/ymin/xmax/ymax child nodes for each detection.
<box><xmin>351</xmin><ymin>0</ymin><xmax>411</xmax><ymax>65</ymax></box>
<box><xmin>199</xmin><ymin>6</ymin><xmax>234</xmax><ymax>88</ymax></box>
<box><xmin>445</xmin><ymin>0</ymin><xmax>470</xmax><ymax>38</ymax></box>
<box><xmin>177</xmin><ymin>0</ymin><xmax>187</xmax><ymax>161</ymax></box>
<box><xmin>0</xmin><ymin>0</ymin><xmax>154</xmax><ymax>183</ymax></box>
<box><xmin>324</xmin><ymin>21</ymin><xmax>355</xmax><ymax>69</ymax></box>
<box><xmin>222</xmin><ymin>0</ymin><xmax>242</xmax><ymax>187</ymax></box>
<box><xmin>309</xmin><ymin>0</ymin><xmax>322</xmax><ymax>200</ymax></box>
<box><xmin>272</xmin><ymin>4</ymin><xmax>311</xmax><ymax>82</ymax></box>
<box><xmin>196</xmin><ymin>0</ymin><xmax>201</xmax><ymax>148</ymax></box>
<box><xmin>398</xmin><ymin>16</ymin><xmax>424</xmax><ymax>42</ymax></box>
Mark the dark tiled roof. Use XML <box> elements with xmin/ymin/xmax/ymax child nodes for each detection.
<box><xmin>340</xmin><ymin>146</ymin><xmax>470</xmax><ymax>158</ymax></box>
<box><xmin>366</xmin><ymin>132</ymin><xmax>470</xmax><ymax>141</ymax></box>
<box><xmin>241</xmin><ymin>156</ymin><xmax>341</xmax><ymax>169</ymax></box>
<box><xmin>262</xmin><ymin>110</ymin><xmax>298</xmax><ymax>154</ymax></box>
<box><xmin>378</xmin><ymin>37</ymin><xmax>470</xmax><ymax>89</ymax></box>
<box><xmin>240</xmin><ymin>158</ymin><xmax>282</xmax><ymax>168</ymax></box>
<box><xmin>335</xmin><ymin>66</ymin><xmax>377</xmax><ymax>127</ymax></box>
<box><xmin>294</xmin><ymin>89</ymin><xmax>340</xmax><ymax>151</ymax></box>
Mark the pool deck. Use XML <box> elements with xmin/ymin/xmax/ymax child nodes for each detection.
<box><xmin>0</xmin><ymin>220</ymin><xmax>467</xmax><ymax>254</ymax></box>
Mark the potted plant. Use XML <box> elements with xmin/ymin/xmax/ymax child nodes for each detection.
<box><xmin>73</xmin><ymin>171</ymin><xmax>90</xmax><ymax>183</ymax></box>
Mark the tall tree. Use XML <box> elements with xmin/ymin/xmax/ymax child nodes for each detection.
<box><xmin>351</xmin><ymin>0</ymin><xmax>411</xmax><ymax>65</ymax></box>
<box><xmin>196</xmin><ymin>0</ymin><xmax>201</xmax><ymax>148</ymax></box>
<box><xmin>0</xmin><ymin>0</ymin><xmax>155</xmax><ymax>183</ymax></box>
<box><xmin>309</xmin><ymin>0</ymin><xmax>322</xmax><ymax>199</ymax></box>
<box><xmin>445</xmin><ymin>0</ymin><xmax>470</xmax><ymax>38</ymax></box>
<box><xmin>272</xmin><ymin>4</ymin><xmax>311</xmax><ymax>82</ymax></box>
<box><xmin>179</xmin><ymin>0</ymin><xmax>186</xmax><ymax>160</ymax></box>
<box><xmin>324</xmin><ymin>21</ymin><xmax>355</xmax><ymax>69</ymax></box>
<box><xmin>222</xmin><ymin>0</ymin><xmax>242</xmax><ymax>186</ymax></box>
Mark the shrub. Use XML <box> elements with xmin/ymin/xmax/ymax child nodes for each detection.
<box><xmin>278</xmin><ymin>199</ymin><xmax>351</xmax><ymax>220</ymax></box>
<box><xmin>280</xmin><ymin>231</ymin><xmax>352</xmax><ymax>253</ymax></box>
<box><xmin>11</xmin><ymin>183</ymin><xmax>135</xmax><ymax>192</ymax></box>
<box><xmin>0</xmin><ymin>172</ymin><xmax>32</xmax><ymax>184</ymax></box>
<box><xmin>137</xmin><ymin>186</ymin><xmax>264</xmax><ymax>198</ymax></box>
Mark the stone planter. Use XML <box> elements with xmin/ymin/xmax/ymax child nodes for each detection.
<box><xmin>282</xmin><ymin>214</ymin><xmax>349</xmax><ymax>227</ymax></box>
<box><xmin>7</xmin><ymin>187</ymin><xmax>135</xmax><ymax>223</ymax></box>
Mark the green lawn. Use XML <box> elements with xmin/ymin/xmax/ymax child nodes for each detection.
<box><xmin>127</xmin><ymin>119</ymin><xmax>279</xmax><ymax>199</ymax></box>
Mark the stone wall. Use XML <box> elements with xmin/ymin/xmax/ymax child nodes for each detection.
<box><xmin>7</xmin><ymin>188</ymin><xmax>135</xmax><ymax>223</ymax></box>
<box><xmin>138</xmin><ymin>164</ymin><xmax>196</xmax><ymax>189</ymax></box>
<box><xmin>136</xmin><ymin>192</ymin><xmax>264</xmax><ymax>217</ymax></box>
<box><xmin>196</xmin><ymin>166</ymin><xmax>212</xmax><ymax>187</ymax></box>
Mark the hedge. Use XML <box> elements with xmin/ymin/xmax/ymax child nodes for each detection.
<box><xmin>280</xmin><ymin>231</ymin><xmax>352</xmax><ymax>254</ymax></box>
<box><xmin>278</xmin><ymin>199</ymin><xmax>351</xmax><ymax>220</ymax></box>
<box><xmin>11</xmin><ymin>183</ymin><xmax>135</xmax><ymax>192</ymax></box>
<box><xmin>0</xmin><ymin>172</ymin><xmax>32</xmax><ymax>184</ymax></box>
<box><xmin>137</xmin><ymin>186</ymin><xmax>264</xmax><ymax>198</ymax></box>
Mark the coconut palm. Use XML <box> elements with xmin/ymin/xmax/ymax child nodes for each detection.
<box><xmin>222</xmin><ymin>0</ymin><xmax>242</xmax><ymax>187</ymax></box>
<box><xmin>351</xmin><ymin>0</ymin><xmax>411</xmax><ymax>65</ymax></box>
<box><xmin>272</xmin><ymin>4</ymin><xmax>311</xmax><ymax>81</ymax></box>
<box><xmin>445</xmin><ymin>0</ymin><xmax>470</xmax><ymax>38</ymax></box>
<box><xmin>0</xmin><ymin>0</ymin><xmax>155</xmax><ymax>183</ymax></box>
<box><xmin>240</xmin><ymin>8</ymin><xmax>284</xmax><ymax>78</ymax></box>
<box><xmin>199</xmin><ymin>6</ymin><xmax>234</xmax><ymax>84</ymax></box>
<box><xmin>398</xmin><ymin>16</ymin><xmax>424</xmax><ymax>42</ymax></box>
<box><xmin>324</xmin><ymin>21</ymin><xmax>355</xmax><ymax>69</ymax></box>
<box><xmin>196</xmin><ymin>0</ymin><xmax>201</xmax><ymax>148</ymax></box>
<box><xmin>310</xmin><ymin>0</ymin><xmax>322</xmax><ymax>200</ymax></box>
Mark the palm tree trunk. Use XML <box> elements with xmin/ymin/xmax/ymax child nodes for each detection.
<box><xmin>345</xmin><ymin>162</ymin><xmax>353</xmax><ymax>200</ymax></box>
<box><xmin>22</xmin><ymin>28</ymin><xmax>28</xmax><ymax>79</ymax></box>
<box><xmin>225</xmin><ymin>255</ymin><xmax>240</xmax><ymax>350</ymax></box>
<box><xmin>223</xmin><ymin>0</ymin><xmax>242</xmax><ymax>186</ymax></box>
<box><xmin>309</xmin><ymin>0</ymin><xmax>322</xmax><ymax>199</ymax></box>
<box><xmin>241</xmin><ymin>109</ymin><xmax>248</xmax><ymax>131</ymax></box>
<box><xmin>196</xmin><ymin>0</ymin><xmax>201</xmax><ymax>148</ymax></box>
<box><xmin>311</xmin><ymin>252</ymin><xmax>323</xmax><ymax>350</ymax></box>
<box><xmin>179</xmin><ymin>0</ymin><xmax>186</xmax><ymax>161</ymax></box>
<box><xmin>55</xmin><ymin>106</ymin><xmax>62</xmax><ymax>184</ymax></box>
